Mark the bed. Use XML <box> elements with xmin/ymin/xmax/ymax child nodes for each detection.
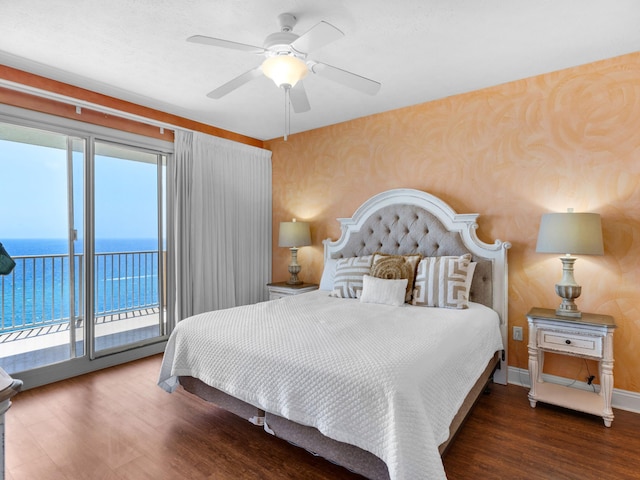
<box><xmin>158</xmin><ymin>188</ymin><xmax>510</xmax><ymax>480</ymax></box>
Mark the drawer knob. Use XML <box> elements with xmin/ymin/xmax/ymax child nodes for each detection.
<box><xmin>565</xmin><ymin>339</ymin><xmax>571</xmax><ymax>345</ymax></box>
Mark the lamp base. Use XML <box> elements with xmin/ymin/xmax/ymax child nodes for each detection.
<box><xmin>286</xmin><ymin>266</ymin><xmax>302</xmax><ymax>285</ymax></box>
<box><xmin>555</xmin><ymin>309</ymin><xmax>582</xmax><ymax>318</ymax></box>
<box><xmin>555</xmin><ymin>283</ymin><xmax>582</xmax><ymax>318</ymax></box>
<box><xmin>555</xmin><ymin>307</ymin><xmax>582</xmax><ymax>318</ymax></box>
<box><xmin>287</xmin><ymin>247</ymin><xmax>303</xmax><ymax>285</ymax></box>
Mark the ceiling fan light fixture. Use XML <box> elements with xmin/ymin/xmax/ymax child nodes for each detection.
<box><xmin>262</xmin><ymin>55</ymin><xmax>308</xmax><ymax>88</ymax></box>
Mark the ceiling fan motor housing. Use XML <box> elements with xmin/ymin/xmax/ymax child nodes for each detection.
<box><xmin>277</xmin><ymin>13</ymin><xmax>297</xmax><ymax>32</ymax></box>
<box><xmin>263</xmin><ymin>32</ymin><xmax>304</xmax><ymax>58</ymax></box>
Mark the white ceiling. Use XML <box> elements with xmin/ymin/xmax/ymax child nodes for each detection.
<box><xmin>1</xmin><ymin>0</ymin><xmax>639</xmax><ymax>141</ymax></box>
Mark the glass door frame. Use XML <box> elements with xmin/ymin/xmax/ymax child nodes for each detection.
<box><xmin>88</xmin><ymin>139</ymin><xmax>167</xmax><ymax>360</ymax></box>
<box><xmin>65</xmin><ymin>136</ymin><xmax>82</xmax><ymax>359</ymax></box>
<box><xmin>0</xmin><ymin>104</ymin><xmax>174</xmax><ymax>388</ymax></box>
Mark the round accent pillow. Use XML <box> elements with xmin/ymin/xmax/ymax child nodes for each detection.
<box><xmin>370</xmin><ymin>256</ymin><xmax>411</xmax><ymax>279</ymax></box>
<box><xmin>370</xmin><ymin>254</ymin><xmax>420</xmax><ymax>302</ymax></box>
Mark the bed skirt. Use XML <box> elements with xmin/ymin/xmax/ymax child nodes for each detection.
<box><xmin>178</xmin><ymin>351</ymin><xmax>500</xmax><ymax>479</ymax></box>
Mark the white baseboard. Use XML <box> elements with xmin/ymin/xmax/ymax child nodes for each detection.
<box><xmin>508</xmin><ymin>366</ymin><xmax>640</xmax><ymax>415</ymax></box>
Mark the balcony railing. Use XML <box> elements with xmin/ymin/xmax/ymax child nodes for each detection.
<box><xmin>1</xmin><ymin>251</ymin><xmax>161</xmax><ymax>335</ymax></box>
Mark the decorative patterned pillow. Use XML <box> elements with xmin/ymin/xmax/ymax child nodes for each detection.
<box><xmin>466</xmin><ymin>262</ymin><xmax>477</xmax><ymax>297</ymax></box>
<box><xmin>359</xmin><ymin>275</ymin><xmax>408</xmax><ymax>307</ymax></box>
<box><xmin>370</xmin><ymin>253</ymin><xmax>422</xmax><ymax>302</ymax></box>
<box><xmin>329</xmin><ymin>255</ymin><xmax>374</xmax><ymax>299</ymax></box>
<box><xmin>411</xmin><ymin>254</ymin><xmax>474</xmax><ymax>309</ymax></box>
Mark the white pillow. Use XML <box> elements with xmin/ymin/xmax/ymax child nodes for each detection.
<box><xmin>359</xmin><ymin>275</ymin><xmax>408</xmax><ymax>307</ymax></box>
<box><xmin>370</xmin><ymin>253</ymin><xmax>422</xmax><ymax>303</ymax></box>
<box><xmin>319</xmin><ymin>258</ymin><xmax>338</xmax><ymax>291</ymax></box>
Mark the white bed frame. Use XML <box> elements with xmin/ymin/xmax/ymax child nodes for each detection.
<box><xmin>324</xmin><ymin>188</ymin><xmax>510</xmax><ymax>383</ymax></box>
<box><xmin>178</xmin><ymin>188</ymin><xmax>511</xmax><ymax>479</ymax></box>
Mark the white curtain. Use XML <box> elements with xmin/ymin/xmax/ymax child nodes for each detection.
<box><xmin>167</xmin><ymin>131</ymin><xmax>272</xmax><ymax>321</ymax></box>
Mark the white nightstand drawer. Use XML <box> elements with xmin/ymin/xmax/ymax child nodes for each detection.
<box><xmin>539</xmin><ymin>331</ymin><xmax>602</xmax><ymax>357</ymax></box>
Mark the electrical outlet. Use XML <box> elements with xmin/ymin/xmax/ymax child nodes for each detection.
<box><xmin>513</xmin><ymin>326</ymin><xmax>523</xmax><ymax>341</ymax></box>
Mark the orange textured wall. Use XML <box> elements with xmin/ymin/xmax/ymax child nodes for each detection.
<box><xmin>266</xmin><ymin>52</ymin><xmax>640</xmax><ymax>393</ymax></box>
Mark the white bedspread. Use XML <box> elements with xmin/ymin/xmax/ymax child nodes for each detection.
<box><xmin>158</xmin><ymin>290</ymin><xmax>503</xmax><ymax>480</ymax></box>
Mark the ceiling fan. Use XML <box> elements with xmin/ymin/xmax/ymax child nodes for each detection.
<box><xmin>187</xmin><ymin>13</ymin><xmax>381</xmax><ymax>115</ymax></box>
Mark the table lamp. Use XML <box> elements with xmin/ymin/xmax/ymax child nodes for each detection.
<box><xmin>535</xmin><ymin>209</ymin><xmax>604</xmax><ymax>318</ymax></box>
<box><xmin>278</xmin><ymin>219</ymin><xmax>311</xmax><ymax>285</ymax></box>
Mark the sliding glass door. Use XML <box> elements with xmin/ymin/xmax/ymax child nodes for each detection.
<box><xmin>91</xmin><ymin>141</ymin><xmax>166</xmax><ymax>357</ymax></box>
<box><xmin>0</xmin><ymin>116</ymin><xmax>169</xmax><ymax>377</ymax></box>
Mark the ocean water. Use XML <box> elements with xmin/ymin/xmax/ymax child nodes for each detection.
<box><xmin>2</xmin><ymin>238</ymin><xmax>160</xmax><ymax>256</ymax></box>
<box><xmin>1</xmin><ymin>238</ymin><xmax>162</xmax><ymax>332</ymax></box>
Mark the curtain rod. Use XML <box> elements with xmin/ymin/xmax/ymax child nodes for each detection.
<box><xmin>0</xmin><ymin>78</ymin><xmax>190</xmax><ymax>135</ymax></box>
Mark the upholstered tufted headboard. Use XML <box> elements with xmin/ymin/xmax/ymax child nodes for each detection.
<box><xmin>323</xmin><ymin>188</ymin><xmax>511</xmax><ymax>384</ymax></box>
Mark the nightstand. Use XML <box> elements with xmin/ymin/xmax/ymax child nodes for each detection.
<box><xmin>526</xmin><ymin>307</ymin><xmax>616</xmax><ymax>427</ymax></box>
<box><xmin>267</xmin><ymin>282</ymin><xmax>318</xmax><ymax>300</ymax></box>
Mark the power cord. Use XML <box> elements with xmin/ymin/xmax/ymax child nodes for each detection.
<box><xmin>561</xmin><ymin>361</ymin><xmax>583</xmax><ymax>388</ymax></box>
<box><xmin>512</xmin><ymin>335</ymin><xmax>596</xmax><ymax>392</ymax></box>
<box><xmin>585</xmin><ymin>361</ymin><xmax>597</xmax><ymax>392</ymax></box>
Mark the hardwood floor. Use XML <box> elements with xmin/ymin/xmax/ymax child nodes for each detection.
<box><xmin>5</xmin><ymin>355</ymin><xmax>640</xmax><ymax>479</ymax></box>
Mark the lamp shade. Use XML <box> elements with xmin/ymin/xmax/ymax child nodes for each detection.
<box><xmin>278</xmin><ymin>220</ymin><xmax>311</xmax><ymax>248</ymax></box>
<box><xmin>536</xmin><ymin>212</ymin><xmax>604</xmax><ymax>255</ymax></box>
<box><xmin>262</xmin><ymin>55</ymin><xmax>308</xmax><ymax>88</ymax></box>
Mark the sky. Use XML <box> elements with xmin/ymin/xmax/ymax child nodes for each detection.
<box><xmin>0</xmin><ymin>138</ymin><xmax>162</xmax><ymax>240</ymax></box>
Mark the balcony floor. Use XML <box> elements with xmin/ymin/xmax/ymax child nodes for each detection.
<box><xmin>0</xmin><ymin>308</ymin><xmax>163</xmax><ymax>374</ymax></box>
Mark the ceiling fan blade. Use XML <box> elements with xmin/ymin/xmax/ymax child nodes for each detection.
<box><xmin>207</xmin><ymin>67</ymin><xmax>263</xmax><ymax>99</ymax></box>
<box><xmin>291</xmin><ymin>21</ymin><xmax>344</xmax><ymax>53</ymax></box>
<box><xmin>289</xmin><ymin>82</ymin><xmax>311</xmax><ymax>113</ymax></box>
<box><xmin>311</xmin><ymin>62</ymin><xmax>381</xmax><ymax>96</ymax></box>
<box><xmin>187</xmin><ymin>35</ymin><xmax>265</xmax><ymax>54</ymax></box>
